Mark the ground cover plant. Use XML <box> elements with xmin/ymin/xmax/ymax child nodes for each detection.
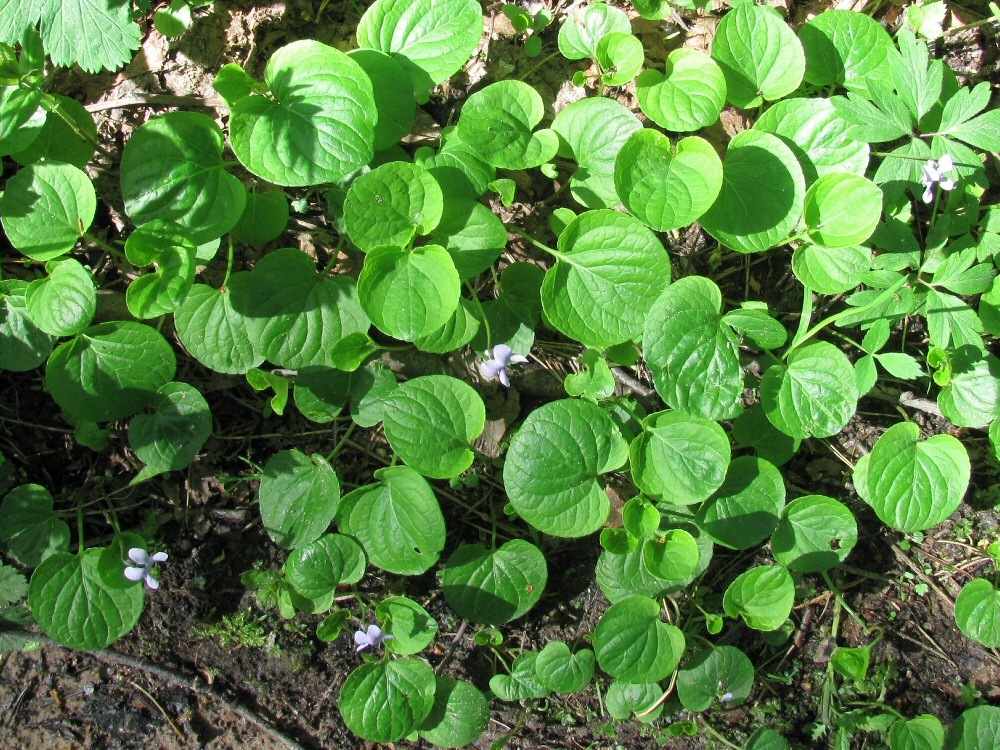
<box><xmin>1</xmin><ymin>0</ymin><xmax>1000</xmax><ymax>747</ymax></box>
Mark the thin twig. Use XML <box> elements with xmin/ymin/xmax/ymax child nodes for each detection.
<box><xmin>129</xmin><ymin>679</ymin><xmax>187</xmax><ymax>744</ymax></box>
<box><xmin>85</xmin><ymin>94</ymin><xmax>226</xmax><ymax>113</ymax></box>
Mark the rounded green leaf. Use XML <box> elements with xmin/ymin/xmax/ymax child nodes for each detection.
<box><xmin>25</xmin><ymin>258</ymin><xmax>96</xmax><ymax>337</ymax></box>
<box><xmin>643</xmin><ymin>528</ymin><xmax>700</xmax><ymax>582</ymax></box>
<box><xmin>11</xmin><ymin>94</ymin><xmax>96</xmax><ymax>168</ymax></box>
<box><xmin>504</xmin><ymin>399</ymin><xmax>629</xmax><ymax>537</ymax></box>
<box><xmin>456</xmin><ymin>80</ymin><xmax>557</xmax><ymax>170</ymax></box>
<box><xmin>344</xmin><ymin>162</ymin><xmax>444</xmax><ymax>252</ymax></box>
<box><xmin>230</xmin><ymin>191</ymin><xmax>289</xmax><ymax>246</ymax></box>
<box><xmin>96</xmin><ymin>532</ymin><xmax>148</xmax><ymax>590</ymax></box>
<box><xmin>45</xmin><ymin>321</ymin><xmax>177</xmax><ymax>423</ymax></box>
<box><xmin>596</xmin><ymin>32</ymin><xmax>643</xmax><ymax>86</ymax></box>
<box><xmin>677</xmin><ymin>645</ymin><xmax>754</xmax><ymax>712</ymax></box>
<box><xmin>731</xmin><ymin>403</ymin><xmax>800</xmax><ymax>467</ymax></box>
<box><xmin>1</xmin><ymin>161</ymin><xmax>95</xmax><ymax>260</ymax></box>
<box><xmin>429</xmin><ymin>197</ymin><xmax>507</xmax><ymax>279</ymax></box>
<box><xmin>339</xmin><ymin>658</ymin><xmax>436</xmax><ymax>743</ymax></box>
<box><xmin>594</xmin><ymin>595</ymin><xmax>686</xmax><ymax>683</ymax></box>
<box><xmin>124</xmin><ymin>221</ymin><xmax>197</xmax><ymax>319</ymax></box>
<box><xmin>347</xmin><ymin>49</ymin><xmax>416</xmax><ymax>150</ymax></box>
<box><xmin>129</xmin><ymin>382</ymin><xmax>212</xmax><ymax>479</ymax></box>
<box><xmin>443</xmin><ymin>540</ymin><xmax>547</xmax><ymax>625</ymax></box>
<box><xmin>792</xmin><ymin>243</ymin><xmax>871</xmax><ymax>295</ymax></box>
<box><xmin>938</xmin><ymin>351</ymin><xmax>1000</xmax><ymax>429</ymax></box>
<box><xmin>293</xmin><ymin>366</ymin><xmax>352</xmax><ymax>423</ymax></box>
<box><xmin>943</xmin><ymin>705</ymin><xmax>1000</xmax><ymax>750</ymax></box>
<box><xmin>771</xmin><ymin>495</ymin><xmax>857</xmax><ymax>573</ymax></box>
<box><xmin>418</xmin><ymin>676</ymin><xmax>489</xmax><ymax>749</ymax></box>
<box><xmin>701</xmin><ymin>130</ymin><xmax>806</xmax><ymax>254</ymax></box>
<box><xmin>558</xmin><ymin>2</ymin><xmax>630</xmax><ymax>60</ymax></box>
<box><xmin>606</xmin><ymin>681</ymin><xmax>663</xmax><ymax>720</ymax></box>
<box><xmin>853</xmin><ymin>422</ymin><xmax>970</xmax><ymax>533</ymax></box>
<box><xmin>761</xmin><ymin>341</ymin><xmax>859</xmax><ymax>440</ymax></box>
<box><xmin>615</xmin><ymin>130</ymin><xmax>723</xmax><ymax>232</ymax></box>
<box><xmin>598</xmin><ymin>529</ymin><xmax>714</xmax><ymax>603</ymax></box>
<box><xmin>258</xmin><ymin>450</ymin><xmax>341</xmax><ymax>549</ymax></box>
<box><xmin>285</xmin><ymin>533</ymin><xmax>365</xmax><ymax>601</ymax></box>
<box><xmin>804</xmin><ymin>172</ymin><xmax>882</xmax><ymax>248</ymax></box>
<box><xmin>551</xmin><ymin>97</ymin><xmax>642</xmax><ymax>209</ymax></box>
<box><xmin>0</xmin><ymin>484</ymin><xmax>70</xmax><ymax>567</ymax></box>
<box><xmin>358</xmin><ymin>244</ymin><xmax>460</xmax><ymax>341</ymax></box>
<box><xmin>121</xmin><ymin>112</ymin><xmax>246</xmax><ymax>243</ymax></box>
<box><xmin>174</xmin><ymin>277</ymin><xmax>265</xmax><ymax>375</ymax></box>
<box><xmin>0</xmin><ymin>280</ymin><xmax>56</xmax><ymax>371</ymax></box>
<box><xmin>722</xmin><ymin>565</ymin><xmax>794</xmax><ymax>632</ymax></box>
<box><xmin>889</xmin><ymin>714</ymin><xmax>944</xmax><ymax>750</ymax></box>
<box><xmin>383</xmin><ymin>375</ymin><xmax>485</xmax><ymax>479</ymax></box>
<box><xmin>630</xmin><ymin>411</ymin><xmax>730</xmax><ymax>505</ymax></box>
<box><xmin>336</xmin><ymin>466</ymin><xmax>445</xmax><ymax>575</ymax></box>
<box><xmin>230</xmin><ymin>40</ymin><xmax>376</xmax><ymax>186</ymax></box>
<box><xmin>711</xmin><ymin>3</ymin><xmax>805</xmax><ymax>108</ymax></box>
<box><xmin>636</xmin><ymin>48</ymin><xmax>726</xmax><ymax>132</ymax></box>
<box><xmin>799</xmin><ymin>10</ymin><xmax>893</xmax><ymax>95</ymax></box>
<box><xmin>356</xmin><ymin>0</ymin><xmax>483</xmax><ymax>96</ymax></box>
<box><xmin>239</xmin><ymin>248</ymin><xmax>370</xmax><ymax>368</ymax></box>
<box><xmin>747</xmin><ymin>728</ymin><xmax>792</xmax><ymax>750</ymax></box>
<box><xmin>490</xmin><ymin>652</ymin><xmax>550</xmax><ymax>701</ymax></box>
<box><xmin>696</xmin><ymin>456</ymin><xmax>786</xmax><ymax>550</ymax></box>
<box><xmin>376</xmin><ymin>596</ymin><xmax>438</xmax><ymax>655</ymax></box>
<box><xmin>413</xmin><ymin>298</ymin><xmax>481</xmax><ymax>354</ymax></box>
<box><xmin>643</xmin><ymin>276</ymin><xmax>744</xmax><ymax>420</ymax></box>
<box><xmin>28</xmin><ymin>549</ymin><xmax>144</xmax><ymax>650</ymax></box>
<box><xmin>622</xmin><ymin>497</ymin><xmax>660</xmax><ymax>539</ymax></box>
<box><xmin>753</xmin><ymin>98</ymin><xmax>870</xmax><ymax>184</ymax></box>
<box><xmin>955</xmin><ymin>579</ymin><xmax>1000</xmax><ymax>648</ymax></box>
<box><xmin>542</xmin><ymin>209</ymin><xmax>670</xmax><ymax>347</ymax></box>
<box><xmin>535</xmin><ymin>641</ymin><xmax>596</xmax><ymax>694</ymax></box>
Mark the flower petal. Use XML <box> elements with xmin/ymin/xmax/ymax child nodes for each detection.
<box><xmin>940</xmin><ymin>177</ymin><xmax>956</xmax><ymax>191</ymax></box>
<box><xmin>480</xmin><ymin>360</ymin><xmax>504</xmax><ymax>379</ymax></box>
<box><xmin>145</xmin><ymin>574</ymin><xmax>160</xmax><ymax>590</ymax></box>
<box><xmin>124</xmin><ymin>566</ymin><xmax>146</xmax><ymax>582</ymax></box>
<box><xmin>492</xmin><ymin>344</ymin><xmax>514</xmax><ymax>366</ymax></box>
<box><xmin>499</xmin><ymin>368</ymin><xmax>511</xmax><ymax>388</ymax></box>
<box><xmin>938</xmin><ymin>154</ymin><xmax>954</xmax><ymax>172</ymax></box>
<box><xmin>509</xmin><ymin>354</ymin><xmax>529</xmax><ymax>364</ymax></box>
<box><xmin>922</xmin><ymin>185</ymin><xmax>934</xmax><ymax>203</ymax></box>
<box><xmin>127</xmin><ymin>548</ymin><xmax>149</xmax><ymax>565</ymax></box>
<box><xmin>150</xmin><ymin>552</ymin><xmax>169</xmax><ymax>563</ymax></box>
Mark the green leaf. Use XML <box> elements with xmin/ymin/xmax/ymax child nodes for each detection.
<box><xmin>594</xmin><ymin>595</ymin><xmax>686</xmax><ymax>683</ymax></box>
<box><xmin>550</xmin><ymin>97</ymin><xmax>642</xmax><ymax>209</ymax></box>
<box><xmin>557</xmin><ymin>2</ymin><xmax>630</xmax><ymax>60</ymax></box>
<box><xmin>598</xmin><ymin>529</ymin><xmax>714</xmax><ymax>603</ymax></box>
<box><xmin>153</xmin><ymin>0</ymin><xmax>192</xmax><ymax>37</ymax></box>
<box><xmin>636</xmin><ymin>48</ymin><xmax>726</xmax><ymax>132</ymax></box>
<box><xmin>11</xmin><ymin>94</ymin><xmax>96</xmax><ymax>168</ymax></box>
<box><xmin>0</xmin><ymin>563</ymin><xmax>28</xmax><ymax>607</ymax></box>
<box><xmin>711</xmin><ymin>3</ymin><xmax>805</xmax><ymax>108</ymax></box>
<box><xmin>455</xmin><ymin>80</ymin><xmax>557</xmax><ymax>170</ymax></box>
<box><xmin>239</xmin><ymin>248</ymin><xmax>370</xmax><ymax>368</ymax></box>
<box><xmin>29</xmin><ymin>549</ymin><xmax>144</xmax><ymax>650</ymax></box>
<box><xmin>0</xmin><ymin>86</ymin><xmax>42</xmax><ymax>154</ymax></box>
<box><xmin>490</xmin><ymin>652</ymin><xmax>551</xmax><ymax>701</ymax></box>
<box><xmin>946</xmin><ymin>109</ymin><xmax>1000</xmax><ymax>151</ymax></box>
<box><xmin>761</xmin><ymin>341</ymin><xmax>859</xmax><ymax>440</ymax></box>
<box><xmin>124</xmin><ymin>221</ymin><xmax>196</xmax><ymax>319</ymax></box>
<box><xmin>771</xmin><ymin>495</ymin><xmax>857</xmax><ymax>573</ymax></box>
<box><xmin>793</xmin><ymin>244</ymin><xmax>872</xmax><ymax>295</ymax></box>
<box><xmin>721</xmin><ymin>308</ymin><xmax>787</xmax><ymax>350</ymax></box>
<box><xmin>129</xmin><ymin>383</ymin><xmax>212</xmax><ymax>481</ymax></box>
<box><xmin>677</xmin><ymin>645</ymin><xmax>754</xmax><ymax>711</ymax></box>
<box><xmin>383</xmin><ymin>375</ymin><xmax>484</xmax><ymax>479</ymax></box>
<box><xmin>853</xmin><ymin>422</ymin><xmax>970</xmax><ymax>533</ymax></box>
<box><xmin>937</xmin><ymin>349</ymin><xmax>1000</xmax><ymax>428</ymax></box>
<box><xmin>343</xmin><ymin>162</ymin><xmax>444</xmax><ymax>252</ymax></box>
<box><xmin>630</xmin><ymin>411</ymin><xmax>730</xmax><ymax>505</ymax></box>
<box><xmin>293</xmin><ymin>366</ymin><xmax>352</xmax><ymax>423</ymax></box>
<box><xmin>504</xmin><ymin>399</ymin><xmax>628</xmax><ymax>537</ymax></box>
<box><xmin>643</xmin><ymin>276</ymin><xmax>744</xmax><ymax>420</ymax></box>
<box><xmin>356</xmin><ymin>0</ymin><xmax>483</xmax><ymax>98</ymax></box>
<box><xmin>0</xmin><ymin>484</ymin><xmax>70</xmax><ymax>567</ymax></box>
<box><xmin>442</xmin><ymin>540</ymin><xmax>547</xmax><ymax>625</ymax></box>
<box><xmin>701</xmin><ymin>130</ymin><xmax>806</xmax><ymax>254</ymax></box>
<box><xmin>429</xmin><ymin>198</ymin><xmax>507</xmax><ymax>279</ymax></box>
<box><xmin>347</xmin><ymin>49</ymin><xmax>416</xmax><ymax>150</ymax></box>
<box><xmin>174</xmin><ymin>278</ymin><xmax>265</xmax><ymax>375</ymax></box>
<box><xmin>722</xmin><ymin>564</ymin><xmax>795</xmax><ymax>631</ymax></box>
<box><xmin>804</xmin><ymin>173</ymin><xmax>883</xmax><ymax>248</ymax></box>
<box><xmin>339</xmin><ymin>659</ymin><xmax>436</xmax><ymax>743</ymax></box>
<box><xmin>230</xmin><ymin>191</ymin><xmax>289</xmax><ymax>246</ymax></box>
<box><xmin>45</xmin><ymin>322</ymin><xmax>177</xmax><ymax>423</ymax></box>
<box><xmin>605</xmin><ymin>681</ymin><xmax>663</xmax><ymax>721</ymax></box>
<box><xmin>121</xmin><ymin>112</ymin><xmax>246</xmax><ymax>244</ymax></box>
<box><xmin>798</xmin><ymin>10</ymin><xmax>894</xmax><ymax>95</ymax></box>
<box><xmin>614</xmin><ymin>130</ymin><xmax>723</xmax><ymax>232</ymax></box>
<box><xmin>596</xmin><ymin>32</ymin><xmax>643</xmax><ymax>86</ymax></box>
<box><xmin>889</xmin><ymin>714</ymin><xmax>945</xmax><ymax>750</ymax></box>
<box><xmin>229</xmin><ymin>40</ymin><xmax>376</xmax><ymax>186</ymax></box>
<box><xmin>535</xmin><ymin>641</ymin><xmax>595</xmax><ymax>694</ymax></box>
<box><xmin>564</xmin><ymin>349</ymin><xmax>616</xmax><ymax>402</ymax></box>
<box><xmin>643</xmin><ymin>528</ymin><xmax>700</xmax><ymax>582</ymax></box>
<box><xmin>418</xmin><ymin>676</ymin><xmax>489</xmax><ymax>749</ymax></box>
<box><xmin>349</xmin><ymin>363</ymin><xmax>398</xmax><ymax>427</ymax></box>
<box><xmin>889</xmin><ymin>28</ymin><xmax>943</xmax><ymax>124</ymax></box>
<box><xmin>376</xmin><ymin>595</ymin><xmax>438</xmax><ymax>656</ymax></box>
<box><xmin>1</xmin><ymin>161</ymin><xmax>95</xmax><ymax>260</ymax></box>
<box><xmin>258</xmin><ymin>450</ymin><xmax>340</xmax><ymax>549</ymax></box>
<box><xmin>542</xmin><ymin>209</ymin><xmax>670</xmax><ymax>347</ymax></box>
<box><xmin>25</xmin><ymin>258</ymin><xmax>96</xmax><ymax>337</ymax></box>
<box><xmin>954</xmin><ymin>579</ymin><xmax>1000</xmax><ymax>648</ymax></box>
<box><xmin>731</xmin><ymin>404</ymin><xmax>800</xmax><ymax>467</ymax></box>
<box><xmin>416</xmin><ymin>138</ymin><xmax>496</xmax><ymax>198</ymax></box>
<box><xmin>831</xmin><ymin>641</ymin><xmax>874</xmax><ymax>681</ymax></box>
<box><xmin>337</xmin><ymin>466</ymin><xmax>445</xmax><ymax>575</ymax></box>
<box><xmin>696</xmin><ymin>456</ymin><xmax>785</xmax><ymax>550</ymax></box>
<box><xmin>0</xmin><ymin>280</ymin><xmax>56</xmax><ymax>371</ymax></box>
<box><xmin>285</xmin><ymin>534</ymin><xmax>365</xmax><ymax>601</ymax></box>
<box><xmin>943</xmin><ymin>705</ymin><xmax>1000</xmax><ymax>750</ymax></box>
<box><xmin>358</xmin><ymin>244</ymin><xmax>460</xmax><ymax>341</ymax></box>
<box><xmin>831</xmin><ymin>91</ymin><xmax>913</xmax><ymax>144</ymax></box>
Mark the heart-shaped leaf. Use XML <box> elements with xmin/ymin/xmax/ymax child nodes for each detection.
<box><xmin>696</xmin><ymin>456</ymin><xmax>785</xmax><ymax>550</ymax></box>
<box><xmin>0</xmin><ymin>484</ymin><xmax>70</xmax><ymax>567</ymax></box>
<box><xmin>594</xmin><ymin>595</ymin><xmax>686</xmax><ymax>683</ymax></box>
<box><xmin>339</xmin><ymin>658</ymin><xmax>436</xmax><ymax>743</ymax></box>
<box><xmin>804</xmin><ymin>172</ymin><xmax>883</xmax><ymax>248</ymax></box>
<box><xmin>25</xmin><ymin>258</ymin><xmax>96</xmax><ymax>337</ymax></box>
<box><xmin>636</xmin><ymin>48</ymin><xmax>726</xmax><ymax>132</ymax></box>
<box><xmin>442</xmin><ymin>540</ymin><xmax>547</xmax><ymax>624</ymax></box>
<box><xmin>456</xmin><ymin>80</ymin><xmax>557</xmax><ymax>170</ymax></box>
<box><xmin>770</xmin><ymin>495</ymin><xmax>857</xmax><ymax>572</ymax></box>
<box><xmin>417</xmin><ymin>676</ymin><xmax>489</xmax><ymax>749</ymax></box>
<box><xmin>129</xmin><ymin>382</ymin><xmax>212</xmax><ymax>481</ymax></box>
<box><xmin>343</xmin><ymin>161</ymin><xmax>444</xmax><ymax>252</ymax></box>
<box><xmin>723</xmin><ymin>564</ymin><xmax>794</xmax><ymax>631</ymax></box>
<box><xmin>258</xmin><ymin>450</ymin><xmax>340</xmax><ymax>549</ymax></box>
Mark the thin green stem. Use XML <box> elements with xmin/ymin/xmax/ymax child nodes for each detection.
<box><xmin>822</xmin><ymin>571</ymin><xmax>870</xmax><ymax>634</ymax></box>
<box><xmin>506</xmin><ymin>225</ymin><xmax>560</xmax><ymax>258</ymax></box>
<box><xmin>698</xmin><ymin>719</ymin><xmax>742</xmax><ymax>750</ymax></box>
<box><xmin>83</xmin><ymin>232</ymin><xmax>124</xmax><ymax>259</ymax></box>
<box><xmin>76</xmin><ymin>504</ymin><xmax>86</xmax><ymax>557</ymax></box>
<box><xmin>326</xmin><ymin>422</ymin><xmax>356</xmax><ymax>462</ymax></box>
<box><xmin>786</xmin><ymin>285</ymin><xmax>815</xmax><ymax>356</ymax></box>
<box><xmin>519</xmin><ymin>50</ymin><xmax>561</xmax><ymax>81</ymax></box>
<box><xmin>464</xmin><ymin>280</ymin><xmax>492</xmax><ymax>349</ymax></box>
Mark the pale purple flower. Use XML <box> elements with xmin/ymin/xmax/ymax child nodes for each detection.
<box><xmin>920</xmin><ymin>154</ymin><xmax>956</xmax><ymax>203</ymax></box>
<box><xmin>480</xmin><ymin>344</ymin><xmax>528</xmax><ymax>387</ymax></box>
<box><xmin>124</xmin><ymin>547</ymin><xmax>168</xmax><ymax>590</ymax></box>
<box><xmin>354</xmin><ymin>623</ymin><xmax>393</xmax><ymax>652</ymax></box>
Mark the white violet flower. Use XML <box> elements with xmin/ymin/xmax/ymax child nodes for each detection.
<box><xmin>920</xmin><ymin>154</ymin><xmax>956</xmax><ymax>204</ymax></box>
<box><xmin>124</xmin><ymin>547</ymin><xmax>168</xmax><ymax>590</ymax></box>
<box><xmin>354</xmin><ymin>623</ymin><xmax>394</xmax><ymax>652</ymax></box>
<box><xmin>479</xmin><ymin>344</ymin><xmax>528</xmax><ymax>388</ymax></box>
